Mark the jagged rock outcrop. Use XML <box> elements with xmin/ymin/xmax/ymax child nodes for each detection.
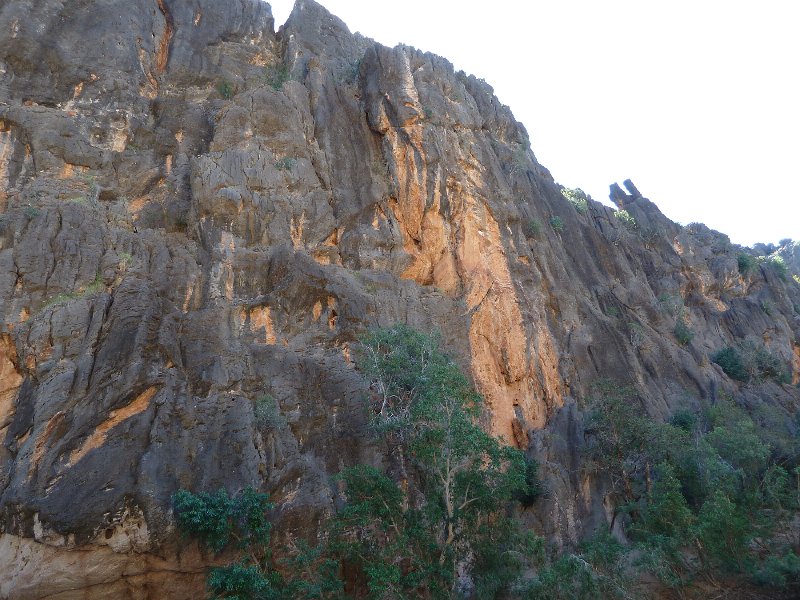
<box><xmin>1</xmin><ymin>1</ymin><xmax>799</xmax><ymax>597</ymax></box>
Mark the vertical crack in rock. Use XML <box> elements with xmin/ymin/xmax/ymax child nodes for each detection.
<box><xmin>154</xmin><ymin>0</ymin><xmax>174</xmax><ymax>74</ymax></box>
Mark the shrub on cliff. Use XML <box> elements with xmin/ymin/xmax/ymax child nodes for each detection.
<box><xmin>173</xmin><ymin>488</ymin><xmax>284</xmax><ymax>599</ymax></box>
<box><xmin>580</xmin><ymin>384</ymin><xmax>800</xmax><ymax>596</ymax></box>
<box><xmin>561</xmin><ymin>187</ymin><xmax>589</xmax><ymax>214</ymax></box>
<box><xmin>738</xmin><ymin>253</ymin><xmax>757</xmax><ymax>275</ymax></box>
<box><xmin>334</xmin><ymin>324</ymin><xmax>539</xmax><ymax>598</ymax></box>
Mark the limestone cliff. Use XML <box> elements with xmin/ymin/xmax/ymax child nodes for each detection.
<box><xmin>1</xmin><ymin>1</ymin><xmax>799</xmax><ymax>598</ymax></box>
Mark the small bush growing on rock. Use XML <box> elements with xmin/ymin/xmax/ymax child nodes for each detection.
<box><xmin>549</xmin><ymin>215</ymin><xmax>564</xmax><ymax>233</ymax></box>
<box><xmin>216</xmin><ymin>80</ymin><xmax>233</xmax><ymax>99</ymax></box>
<box><xmin>628</xmin><ymin>321</ymin><xmax>646</xmax><ymax>348</ymax></box>
<box><xmin>254</xmin><ymin>394</ymin><xmax>285</xmax><ymax>429</ymax></box>
<box><xmin>561</xmin><ymin>187</ymin><xmax>589</xmax><ymax>214</ymax></box>
<box><xmin>274</xmin><ymin>157</ymin><xmax>296</xmax><ymax>171</ymax></box>
<box><xmin>173</xmin><ymin>488</ymin><xmax>283</xmax><ymax>597</ymax></box>
<box><xmin>638</xmin><ymin>225</ymin><xmax>662</xmax><ymax>249</ymax></box>
<box><xmin>712</xmin><ymin>347</ymin><xmax>749</xmax><ymax>381</ymax></box>
<box><xmin>614</xmin><ymin>209</ymin><xmax>637</xmax><ymax>230</ymax></box>
<box><xmin>738</xmin><ymin>253</ymin><xmax>757</xmax><ymax>275</ymax></box>
<box><xmin>658</xmin><ymin>293</ymin><xmax>684</xmax><ymax>317</ymax></box>
<box><xmin>713</xmin><ymin>342</ymin><xmax>790</xmax><ymax>383</ymax></box>
<box><xmin>766</xmin><ymin>255</ymin><xmax>788</xmax><ymax>281</ymax></box>
<box><xmin>673</xmin><ymin>318</ymin><xmax>694</xmax><ymax>346</ymax></box>
<box><xmin>524</xmin><ymin>218</ymin><xmax>542</xmax><ymax>238</ymax></box>
<box><xmin>265</xmin><ymin>63</ymin><xmax>291</xmax><ymax>90</ymax></box>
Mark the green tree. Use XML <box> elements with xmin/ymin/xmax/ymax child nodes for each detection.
<box><xmin>332</xmin><ymin>325</ymin><xmax>535</xmax><ymax>598</ymax></box>
<box><xmin>173</xmin><ymin>488</ymin><xmax>283</xmax><ymax>599</ymax></box>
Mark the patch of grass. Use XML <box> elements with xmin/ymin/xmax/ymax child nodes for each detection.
<box><xmin>337</xmin><ymin>59</ymin><xmax>361</xmax><ymax>85</ymax></box>
<box><xmin>549</xmin><ymin>215</ymin><xmax>564</xmax><ymax>233</ymax></box>
<box><xmin>614</xmin><ymin>209</ymin><xmax>637</xmax><ymax>230</ymax></box>
<box><xmin>274</xmin><ymin>157</ymin><xmax>296</xmax><ymax>171</ymax></box>
<box><xmin>658</xmin><ymin>293</ymin><xmax>684</xmax><ymax>317</ymax></box>
<box><xmin>510</xmin><ymin>143</ymin><xmax>528</xmax><ymax>174</ymax></box>
<box><xmin>25</xmin><ymin>205</ymin><xmax>40</xmax><ymax>219</ymax></box>
<box><xmin>713</xmin><ymin>341</ymin><xmax>790</xmax><ymax>383</ymax></box>
<box><xmin>765</xmin><ymin>255</ymin><xmax>788</xmax><ymax>281</ymax></box>
<box><xmin>216</xmin><ymin>80</ymin><xmax>233</xmax><ymax>99</ymax></box>
<box><xmin>42</xmin><ymin>274</ymin><xmax>105</xmax><ymax>310</ymax></box>
<box><xmin>673</xmin><ymin>318</ymin><xmax>694</xmax><ymax>346</ymax></box>
<box><xmin>738</xmin><ymin>253</ymin><xmax>757</xmax><ymax>276</ymax></box>
<box><xmin>265</xmin><ymin>63</ymin><xmax>291</xmax><ymax>91</ymax></box>
<box><xmin>524</xmin><ymin>218</ymin><xmax>542</xmax><ymax>238</ymax></box>
<box><xmin>561</xmin><ymin>188</ymin><xmax>589</xmax><ymax>214</ymax></box>
<box><xmin>254</xmin><ymin>394</ymin><xmax>286</xmax><ymax>429</ymax></box>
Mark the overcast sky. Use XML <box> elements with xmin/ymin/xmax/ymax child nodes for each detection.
<box><xmin>269</xmin><ymin>0</ymin><xmax>800</xmax><ymax>247</ymax></box>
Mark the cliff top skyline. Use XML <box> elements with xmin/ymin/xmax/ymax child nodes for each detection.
<box><xmin>270</xmin><ymin>0</ymin><xmax>800</xmax><ymax>247</ymax></box>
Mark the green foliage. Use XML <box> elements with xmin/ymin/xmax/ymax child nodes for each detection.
<box><xmin>525</xmin><ymin>532</ymin><xmax>628</xmax><ymax>599</ymax></box>
<box><xmin>173</xmin><ymin>488</ymin><xmax>283</xmax><ymax>598</ymax></box>
<box><xmin>669</xmin><ymin>409</ymin><xmax>696</xmax><ymax>432</ymax></box>
<box><xmin>265</xmin><ymin>63</ymin><xmax>291</xmax><ymax>90</ymax></box>
<box><xmin>217</xmin><ymin>80</ymin><xmax>233</xmax><ymax>99</ymax></box>
<box><xmin>657</xmin><ymin>293</ymin><xmax>684</xmax><ymax>317</ymax></box>
<box><xmin>738</xmin><ymin>253</ymin><xmax>757</xmax><ymax>275</ymax></box>
<box><xmin>549</xmin><ymin>215</ymin><xmax>564</xmax><ymax>233</ymax></box>
<box><xmin>561</xmin><ymin>188</ymin><xmax>589</xmax><ymax>214</ymax></box>
<box><xmin>713</xmin><ymin>340</ymin><xmax>791</xmax><ymax>383</ymax></box>
<box><xmin>254</xmin><ymin>394</ymin><xmax>285</xmax><ymax>430</ymax></box>
<box><xmin>510</xmin><ymin>143</ymin><xmax>529</xmax><ymax>174</ymax></box>
<box><xmin>582</xmin><ymin>383</ymin><xmax>800</xmax><ymax>596</ymax></box>
<box><xmin>341</xmin><ymin>324</ymin><xmax>534</xmax><ymax>597</ymax></box>
<box><xmin>673</xmin><ymin>318</ymin><xmax>694</xmax><ymax>346</ymax></box>
<box><xmin>613</xmin><ymin>209</ymin><xmax>637</xmax><ymax>230</ymax></box>
<box><xmin>24</xmin><ymin>204</ymin><xmax>40</xmax><ymax>219</ymax></box>
<box><xmin>523</xmin><ymin>218</ymin><xmax>542</xmax><ymax>238</ymax></box>
<box><xmin>274</xmin><ymin>157</ymin><xmax>296</xmax><ymax>171</ymax></box>
<box><xmin>516</xmin><ymin>456</ymin><xmax>546</xmax><ymax>507</ymax></box>
<box><xmin>42</xmin><ymin>274</ymin><xmax>105</xmax><ymax>310</ymax></box>
<box><xmin>766</xmin><ymin>255</ymin><xmax>788</xmax><ymax>280</ymax></box>
<box><xmin>712</xmin><ymin>347</ymin><xmax>749</xmax><ymax>381</ymax></box>
<box><xmin>634</xmin><ymin>463</ymin><xmax>694</xmax><ymax>541</ymax></box>
<box><xmin>584</xmin><ymin>382</ymin><xmax>655</xmax><ymax>513</ymax></box>
<box><xmin>696</xmin><ymin>491</ymin><xmax>752</xmax><ymax>572</ymax></box>
<box><xmin>752</xmin><ymin>551</ymin><xmax>800</xmax><ymax>588</ymax></box>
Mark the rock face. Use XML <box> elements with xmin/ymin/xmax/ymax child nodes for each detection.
<box><xmin>1</xmin><ymin>1</ymin><xmax>799</xmax><ymax>597</ymax></box>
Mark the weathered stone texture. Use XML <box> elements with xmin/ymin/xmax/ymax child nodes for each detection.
<box><xmin>1</xmin><ymin>1</ymin><xmax>799</xmax><ymax>597</ymax></box>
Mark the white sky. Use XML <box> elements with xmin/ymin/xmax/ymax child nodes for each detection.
<box><xmin>269</xmin><ymin>1</ymin><xmax>800</xmax><ymax>247</ymax></box>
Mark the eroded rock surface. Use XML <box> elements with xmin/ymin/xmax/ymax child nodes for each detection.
<box><xmin>1</xmin><ymin>1</ymin><xmax>799</xmax><ymax>597</ymax></box>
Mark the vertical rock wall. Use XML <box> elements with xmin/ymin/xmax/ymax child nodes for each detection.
<box><xmin>1</xmin><ymin>1</ymin><xmax>799</xmax><ymax>597</ymax></box>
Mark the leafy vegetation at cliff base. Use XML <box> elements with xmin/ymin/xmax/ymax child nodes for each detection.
<box><xmin>569</xmin><ymin>382</ymin><xmax>800</xmax><ymax>597</ymax></box>
<box><xmin>175</xmin><ymin>325</ymin><xmax>543</xmax><ymax>598</ymax></box>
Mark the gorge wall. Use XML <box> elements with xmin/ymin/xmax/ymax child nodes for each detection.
<box><xmin>1</xmin><ymin>1</ymin><xmax>799</xmax><ymax>598</ymax></box>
